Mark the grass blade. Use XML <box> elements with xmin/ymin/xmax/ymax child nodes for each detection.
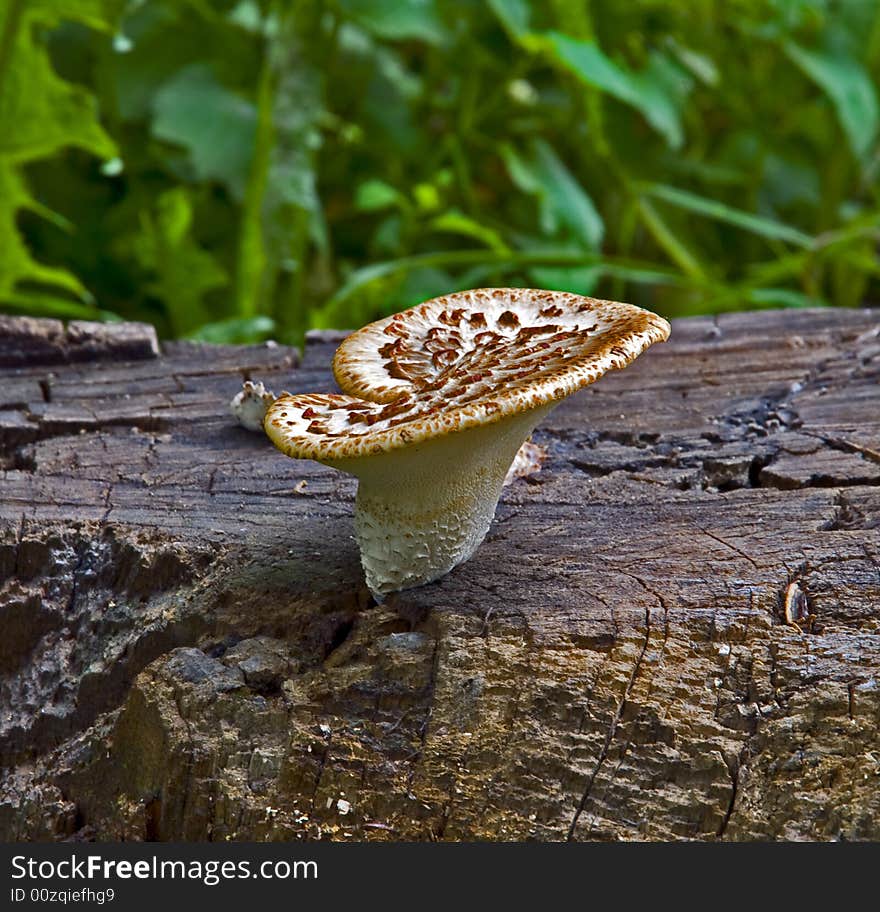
<box><xmin>641</xmin><ymin>183</ymin><xmax>814</xmax><ymax>248</ymax></box>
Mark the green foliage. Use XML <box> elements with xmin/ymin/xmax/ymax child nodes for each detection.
<box><xmin>128</xmin><ymin>187</ymin><xmax>228</xmax><ymax>336</ymax></box>
<box><xmin>151</xmin><ymin>64</ymin><xmax>257</xmax><ymax>199</ymax></box>
<box><xmin>784</xmin><ymin>37</ymin><xmax>879</xmax><ymax>162</ymax></box>
<box><xmin>0</xmin><ymin>0</ymin><xmax>122</xmax><ymax>315</ymax></box>
<box><xmin>1</xmin><ymin>0</ymin><xmax>879</xmax><ymax>343</ymax></box>
<box><xmin>502</xmin><ymin>140</ymin><xmax>604</xmax><ymax>249</ymax></box>
<box><xmin>543</xmin><ymin>32</ymin><xmax>691</xmax><ymax>148</ymax></box>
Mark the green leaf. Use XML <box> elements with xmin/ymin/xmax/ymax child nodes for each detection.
<box><xmin>339</xmin><ymin>0</ymin><xmax>448</xmax><ymax>46</ymax></box>
<box><xmin>0</xmin><ymin>1</ymin><xmax>121</xmax><ymax>163</ymax></box>
<box><xmin>529</xmin><ymin>262</ymin><xmax>601</xmax><ymax>295</ymax></box>
<box><xmin>628</xmin><ymin>52</ymin><xmax>692</xmax><ymax>149</ymax></box>
<box><xmin>355</xmin><ymin>179</ymin><xmax>404</xmax><ymax>212</ymax></box>
<box><xmin>429</xmin><ymin>210</ymin><xmax>510</xmax><ymax>253</ymax></box>
<box><xmin>0</xmin><ymin>162</ymin><xmax>88</xmax><ymax>303</ymax></box>
<box><xmin>544</xmin><ymin>32</ymin><xmax>689</xmax><ymax>148</ymax></box>
<box><xmin>28</xmin><ymin>0</ymin><xmax>126</xmax><ymax>31</ymax></box>
<box><xmin>596</xmin><ymin>262</ymin><xmax>689</xmax><ymax>287</ymax></box>
<box><xmin>761</xmin><ymin>155</ymin><xmax>821</xmax><ymax>208</ymax></box>
<box><xmin>636</xmin><ymin>196</ymin><xmax>706</xmax><ymax>279</ymax></box>
<box><xmin>665</xmin><ymin>38</ymin><xmax>719</xmax><ymax>87</ymax></box>
<box><xmin>186</xmin><ymin>315</ymin><xmax>276</xmax><ymax>344</ymax></box>
<box><xmin>502</xmin><ymin>140</ymin><xmax>604</xmax><ymax>249</ymax></box>
<box><xmin>152</xmin><ymin>64</ymin><xmax>257</xmax><ymax>199</ymax></box>
<box><xmin>322</xmin><ymin>259</ymin><xmax>401</xmax><ymax>315</ymax></box>
<box><xmin>372</xmin><ymin>214</ymin><xmax>403</xmax><ymax>254</ymax></box>
<box><xmin>0</xmin><ymin>0</ymin><xmax>122</xmax><ymax>307</ymax></box>
<box><xmin>641</xmin><ymin>183</ymin><xmax>814</xmax><ymax>248</ymax></box>
<box><xmin>544</xmin><ymin>32</ymin><xmax>635</xmax><ymax>102</ymax></box>
<box><xmin>226</xmin><ymin>0</ymin><xmax>264</xmax><ymax>34</ymax></box>
<box><xmin>487</xmin><ymin>0</ymin><xmax>531</xmax><ymax>38</ymax></box>
<box><xmin>131</xmin><ymin>188</ymin><xmax>227</xmax><ymax>336</ymax></box>
<box><xmin>393</xmin><ymin>266</ymin><xmax>456</xmax><ymax>309</ymax></box>
<box><xmin>1</xmin><ymin>288</ymin><xmax>116</xmax><ymax>320</ymax></box>
<box><xmin>785</xmin><ymin>40</ymin><xmax>879</xmax><ymax>162</ymax></box>
<box><xmin>513</xmin><ymin>236</ymin><xmax>599</xmax><ymax>293</ymax></box>
<box><xmin>113</xmin><ymin>3</ymin><xmax>212</xmax><ymax>122</ymax></box>
<box><xmin>747</xmin><ymin>288</ymin><xmax>827</xmax><ymax>309</ymax></box>
<box><xmin>235</xmin><ymin>7</ymin><xmax>326</xmax><ymax>333</ymax></box>
<box><xmin>412</xmin><ymin>182</ymin><xmax>441</xmax><ymax>212</ymax></box>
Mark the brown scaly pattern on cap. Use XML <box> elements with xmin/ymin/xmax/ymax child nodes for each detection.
<box><xmin>265</xmin><ymin>288</ymin><xmax>670</xmax><ymax>462</ymax></box>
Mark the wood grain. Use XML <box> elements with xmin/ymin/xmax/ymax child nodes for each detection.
<box><xmin>1</xmin><ymin>308</ymin><xmax>878</xmax><ymax>841</ymax></box>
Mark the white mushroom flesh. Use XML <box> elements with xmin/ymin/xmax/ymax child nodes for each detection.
<box><xmin>333</xmin><ymin>404</ymin><xmax>552</xmax><ymax>596</ymax></box>
<box><xmin>230</xmin><ymin>380</ymin><xmax>276</xmax><ymax>432</ymax></box>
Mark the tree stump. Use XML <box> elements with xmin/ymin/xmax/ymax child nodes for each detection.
<box><xmin>1</xmin><ymin>308</ymin><xmax>878</xmax><ymax>842</ymax></box>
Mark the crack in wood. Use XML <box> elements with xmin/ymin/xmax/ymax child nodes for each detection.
<box><xmin>566</xmin><ymin>606</ymin><xmax>652</xmax><ymax>841</ymax></box>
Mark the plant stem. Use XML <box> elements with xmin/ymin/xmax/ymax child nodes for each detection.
<box><xmin>636</xmin><ymin>198</ymin><xmax>706</xmax><ymax>280</ymax></box>
<box><xmin>0</xmin><ymin>0</ymin><xmax>24</xmax><ymax>104</ymax></box>
<box><xmin>235</xmin><ymin>7</ymin><xmax>276</xmax><ymax>320</ymax></box>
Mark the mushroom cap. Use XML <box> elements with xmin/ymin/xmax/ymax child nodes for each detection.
<box><xmin>265</xmin><ymin>288</ymin><xmax>670</xmax><ymax>462</ymax></box>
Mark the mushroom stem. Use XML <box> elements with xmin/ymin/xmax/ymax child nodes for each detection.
<box><xmin>329</xmin><ymin>404</ymin><xmax>553</xmax><ymax>597</ymax></box>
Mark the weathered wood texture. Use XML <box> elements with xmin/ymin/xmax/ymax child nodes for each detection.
<box><xmin>1</xmin><ymin>309</ymin><xmax>878</xmax><ymax>842</ymax></box>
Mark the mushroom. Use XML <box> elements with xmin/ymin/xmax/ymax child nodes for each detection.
<box><xmin>263</xmin><ymin>288</ymin><xmax>670</xmax><ymax>597</ymax></box>
<box><xmin>230</xmin><ymin>380</ymin><xmax>277</xmax><ymax>432</ymax></box>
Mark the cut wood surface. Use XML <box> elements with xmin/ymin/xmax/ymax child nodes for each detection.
<box><xmin>0</xmin><ymin>308</ymin><xmax>878</xmax><ymax>841</ymax></box>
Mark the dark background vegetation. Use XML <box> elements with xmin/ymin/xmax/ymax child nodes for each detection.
<box><xmin>2</xmin><ymin>0</ymin><xmax>879</xmax><ymax>344</ymax></box>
